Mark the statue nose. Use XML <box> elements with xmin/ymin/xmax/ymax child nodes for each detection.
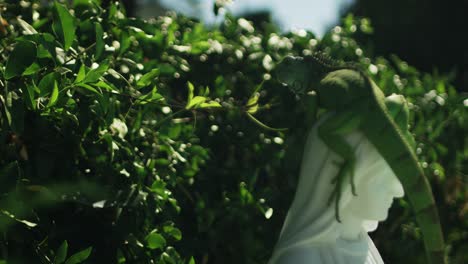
<box><xmin>389</xmin><ymin>174</ymin><xmax>405</xmax><ymax>198</ymax></box>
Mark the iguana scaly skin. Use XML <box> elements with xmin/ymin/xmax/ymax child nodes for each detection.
<box><xmin>276</xmin><ymin>54</ymin><xmax>446</xmax><ymax>264</ymax></box>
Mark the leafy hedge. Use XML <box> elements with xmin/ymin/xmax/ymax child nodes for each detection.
<box><xmin>0</xmin><ymin>1</ymin><xmax>466</xmax><ymax>264</ymax></box>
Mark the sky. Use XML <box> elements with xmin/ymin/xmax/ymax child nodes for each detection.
<box><xmin>154</xmin><ymin>0</ymin><xmax>353</xmax><ymax>36</ymax></box>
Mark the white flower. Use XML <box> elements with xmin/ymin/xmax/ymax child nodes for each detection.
<box><xmin>238</xmin><ymin>18</ymin><xmax>255</xmax><ymax>33</ymax></box>
<box><xmin>262</xmin><ymin>55</ymin><xmax>274</xmax><ymax>71</ymax></box>
<box><xmin>110</xmin><ymin>118</ymin><xmax>128</xmax><ymax>139</ymax></box>
<box><xmin>208</xmin><ymin>39</ymin><xmax>223</xmax><ymax>54</ymax></box>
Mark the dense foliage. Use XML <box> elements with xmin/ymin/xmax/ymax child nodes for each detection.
<box><xmin>0</xmin><ymin>1</ymin><xmax>466</xmax><ymax>263</ymax></box>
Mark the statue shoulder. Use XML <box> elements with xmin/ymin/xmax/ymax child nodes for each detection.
<box><xmin>271</xmin><ymin>245</ymin><xmax>330</xmax><ymax>264</ymax></box>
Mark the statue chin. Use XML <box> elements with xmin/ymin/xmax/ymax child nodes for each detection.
<box><xmin>363</xmin><ymin>221</ymin><xmax>378</xmax><ymax>233</ymax></box>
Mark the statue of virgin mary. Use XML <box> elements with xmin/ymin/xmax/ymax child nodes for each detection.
<box><xmin>268</xmin><ymin>114</ymin><xmax>405</xmax><ymax>264</ymax></box>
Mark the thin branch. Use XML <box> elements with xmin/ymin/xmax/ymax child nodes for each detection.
<box><xmin>62</xmin><ymin>43</ymin><xmax>96</xmax><ymax>66</ymax></box>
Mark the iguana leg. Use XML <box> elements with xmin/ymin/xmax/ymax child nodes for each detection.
<box><xmin>318</xmin><ymin>111</ymin><xmax>362</xmax><ymax>222</ymax></box>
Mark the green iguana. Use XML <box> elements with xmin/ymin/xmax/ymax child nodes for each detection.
<box><xmin>275</xmin><ymin>54</ymin><xmax>446</xmax><ymax>264</ymax></box>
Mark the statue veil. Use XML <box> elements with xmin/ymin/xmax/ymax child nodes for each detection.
<box><xmin>269</xmin><ymin>114</ymin><xmax>387</xmax><ymax>264</ymax></box>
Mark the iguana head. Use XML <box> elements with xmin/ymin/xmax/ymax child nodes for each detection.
<box><xmin>276</xmin><ymin>56</ymin><xmax>313</xmax><ymax>94</ymax></box>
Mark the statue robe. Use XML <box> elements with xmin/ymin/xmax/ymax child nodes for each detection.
<box><xmin>269</xmin><ymin>115</ymin><xmax>387</xmax><ymax>264</ymax></box>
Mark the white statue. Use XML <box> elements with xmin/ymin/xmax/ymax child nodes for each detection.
<box><xmin>269</xmin><ymin>115</ymin><xmax>405</xmax><ymax>264</ymax></box>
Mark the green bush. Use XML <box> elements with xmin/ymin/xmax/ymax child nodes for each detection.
<box><xmin>0</xmin><ymin>1</ymin><xmax>466</xmax><ymax>263</ymax></box>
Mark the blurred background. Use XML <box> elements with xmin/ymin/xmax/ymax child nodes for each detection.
<box><xmin>105</xmin><ymin>0</ymin><xmax>468</xmax><ymax>93</ymax></box>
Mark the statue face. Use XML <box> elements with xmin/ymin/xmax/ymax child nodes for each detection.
<box><xmin>346</xmin><ymin>159</ymin><xmax>404</xmax><ymax>221</ymax></box>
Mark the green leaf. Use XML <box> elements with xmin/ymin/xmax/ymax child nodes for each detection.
<box><xmin>38</xmin><ymin>72</ymin><xmax>58</xmax><ymax>96</ymax></box>
<box><xmin>48</xmin><ymin>81</ymin><xmax>59</xmax><ymax>107</ymax></box>
<box><xmin>246</xmin><ymin>81</ymin><xmax>263</xmax><ymax>114</ymax></box>
<box><xmin>23</xmin><ymin>63</ymin><xmax>41</xmax><ymax>76</ymax></box>
<box><xmin>15</xmin><ymin>33</ymin><xmax>56</xmax><ymax>59</ymax></box>
<box><xmin>191</xmin><ymin>41</ymin><xmax>211</xmax><ymax>54</ymax></box>
<box><xmin>186</xmin><ymin>96</ymin><xmax>207</xmax><ymax>110</ymax></box>
<box><xmin>73</xmin><ymin>0</ymin><xmax>97</xmax><ymax>8</ymax></box>
<box><xmin>0</xmin><ymin>260</ymin><xmax>6</xmax><ymax>264</ymax></box>
<box><xmin>187</xmin><ymin>82</ymin><xmax>195</xmax><ymax>102</ymax></box>
<box><xmin>185</xmin><ymin>82</ymin><xmax>221</xmax><ymax>109</ymax></box>
<box><xmin>246</xmin><ymin>93</ymin><xmax>259</xmax><ymax>114</ymax></box>
<box><xmin>150</xmin><ymin>180</ymin><xmax>167</xmax><ymax>196</ymax></box>
<box><xmin>189</xmin><ymin>257</ymin><xmax>195</xmax><ymax>264</ymax></box>
<box><xmin>202</xmin><ymin>86</ymin><xmax>210</xmax><ymax>97</ymax></box>
<box><xmin>83</xmin><ymin>62</ymin><xmax>109</xmax><ymax>83</ymax></box>
<box><xmin>158</xmin><ymin>64</ymin><xmax>176</xmax><ymax>75</ymax></box>
<box><xmin>145</xmin><ymin>232</ymin><xmax>166</xmax><ymax>250</ymax></box>
<box><xmin>168</xmin><ymin>125</ymin><xmax>182</xmax><ymax>139</ymax></box>
<box><xmin>137</xmin><ymin>68</ymin><xmax>160</xmax><ymax>88</ymax></box>
<box><xmin>54</xmin><ymin>240</ymin><xmax>68</xmax><ymax>264</ymax></box>
<box><xmin>137</xmin><ymin>87</ymin><xmax>163</xmax><ymax>105</ymax></box>
<box><xmin>37</xmin><ymin>33</ymin><xmax>57</xmax><ymax>59</ymax></box>
<box><xmin>75</xmin><ymin>64</ymin><xmax>86</xmax><ymax>83</ymax></box>
<box><xmin>154</xmin><ymin>158</ymin><xmax>170</xmax><ymax>166</ymax></box>
<box><xmin>64</xmin><ymin>247</ymin><xmax>92</xmax><ymax>264</ymax></box>
<box><xmin>24</xmin><ymin>83</ymin><xmax>36</xmax><ymax>110</ymax></box>
<box><xmin>199</xmin><ymin>101</ymin><xmax>222</xmax><ymax>108</ymax></box>
<box><xmin>37</xmin><ymin>45</ymin><xmax>52</xmax><ymax>59</ymax></box>
<box><xmin>76</xmin><ymin>83</ymin><xmax>100</xmax><ymax>94</ymax></box>
<box><xmin>163</xmin><ymin>225</ymin><xmax>182</xmax><ymax>241</ymax></box>
<box><xmin>118</xmin><ymin>30</ymin><xmax>131</xmax><ymax>56</ymax></box>
<box><xmin>94</xmin><ymin>22</ymin><xmax>104</xmax><ymax>60</ymax></box>
<box><xmin>53</xmin><ymin>1</ymin><xmax>76</xmax><ymax>50</ymax></box>
<box><xmin>4</xmin><ymin>40</ymin><xmax>37</xmax><ymax>79</ymax></box>
<box><xmin>94</xmin><ymin>81</ymin><xmax>114</xmax><ymax>91</ymax></box>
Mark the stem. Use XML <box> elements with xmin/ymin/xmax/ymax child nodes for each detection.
<box><xmin>62</xmin><ymin>43</ymin><xmax>96</xmax><ymax>66</ymax></box>
<box><xmin>246</xmin><ymin>112</ymin><xmax>288</xmax><ymax>132</ymax></box>
<box><xmin>107</xmin><ymin>70</ymin><xmax>133</xmax><ymax>90</ymax></box>
<box><xmin>155</xmin><ymin>108</ymin><xmax>187</xmax><ymax>129</ymax></box>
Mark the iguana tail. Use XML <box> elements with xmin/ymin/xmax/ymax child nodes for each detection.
<box><xmin>362</xmin><ymin>85</ymin><xmax>446</xmax><ymax>264</ymax></box>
